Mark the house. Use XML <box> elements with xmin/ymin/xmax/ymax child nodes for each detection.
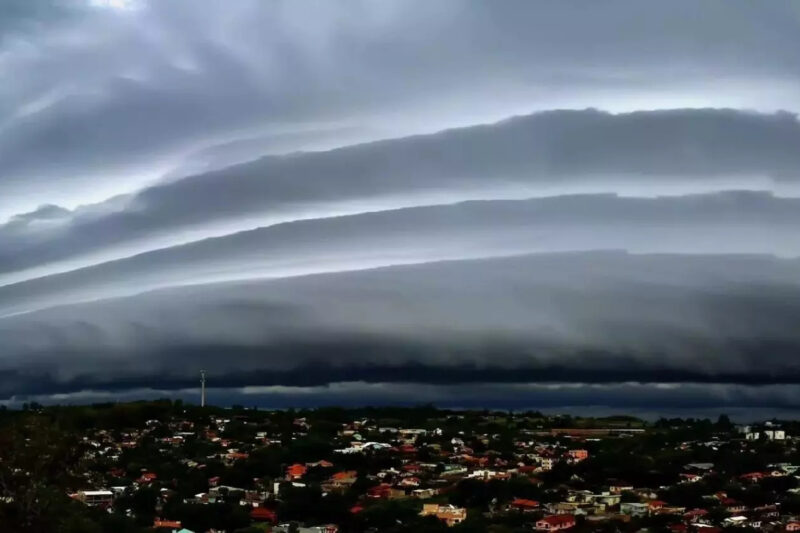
<box><xmin>397</xmin><ymin>476</ymin><xmax>421</xmax><ymax>488</ymax></box>
<box><xmin>368</xmin><ymin>483</ymin><xmax>392</xmax><ymax>499</ymax></box>
<box><xmin>286</xmin><ymin>463</ymin><xmax>307</xmax><ymax>480</ymax></box>
<box><xmin>273</xmin><ymin>525</ymin><xmax>338</xmax><ymax>533</ymax></box>
<box><xmin>250</xmin><ymin>507</ymin><xmax>277</xmax><ymax>522</ymax></box>
<box><xmin>547</xmin><ymin>502</ymin><xmax>580</xmax><ymax>515</ymax></box>
<box><xmin>509</xmin><ymin>498</ymin><xmax>540</xmax><ymax>511</ymax></box>
<box><xmin>225</xmin><ymin>451</ymin><xmax>249</xmax><ymax>462</ymax></box>
<box><xmin>609</xmin><ymin>484</ymin><xmax>634</xmax><ymax>494</ymax></box>
<box><xmin>307</xmin><ymin>460</ymin><xmax>334</xmax><ymax>468</ymax></box>
<box><xmin>648</xmin><ymin>500</ymin><xmax>667</xmax><ymax>511</ymax></box>
<box><xmin>329</xmin><ymin>470</ymin><xmax>358</xmax><ymax>488</ymax></box>
<box><xmin>721</xmin><ymin>498</ymin><xmax>746</xmax><ymax>513</ymax></box>
<box><xmin>724</xmin><ymin>516</ymin><xmax>749</xmax><ymax>527</ymax></box>
<box><xmin>764</xmin><ymin>429</ymin><xmax>786</xmax><ymax>440</ymax></box>
<box><xmin>684</xmin><ymin>463</ymin><xmax>714</xmax><ymax>471</ymax></box>
<box><xmin>654</xmin><ymin>506</ymin><xmax>686</xmax><ymax>516</ymax></box>
<box><xmin>75</xmin><ymin>490</ymin><xmax>113</xmax><ymax>507</ymax></box>
<box><xmin>684</xmin><ymin>509</ymin><xmax>709</xmax><ymax>522</ymax></box>
<box><xmin>138</xmin><ymin>472</ymin><xmax>157</xmax><ymax>484</ymax></box>
<box><xmin>536</xmin><ymin>514</ymin><xmax>576</xmax><ymax>531</ymax></box>
<box><xmin>153</xmin><ymin>518</ymin><xmax>182</xmax><ymax>529</ymax></box>
<box><xmin>620</xmin><ymin>502</ymin><xmax>649</xmax><ymax>517</ymax></box>
<box><xmin>740</xmin><ymin>472</ymin><xmax>766</xmax><ymax>482</ymax></box>
<box><xmin>367</xmin><ymin>483</ymin><xmax>405</xmax><ymax>499</ymax></box>
<box><xmin>402</xmin><ymin>463</ymin><xmax>423</xmax><ymax>474</ymax></box>
<box><xmin>412</xmin><ymin>488</ymin><xmax>438</xmax><ymax>499</ymax></box>
<box><xmin>517</xmin><ymin>465</ymin><xmax>540</xmax><ymax>476</ymax></box>
<box><xmin>567</xmin><ymin>449</ymin><xmax>588</xmax><ymax>462</ymax></box>
<box><xmin>420</xmin><ymin>504</ymin><xmax>467</xmax><ymax>526</ymax></box>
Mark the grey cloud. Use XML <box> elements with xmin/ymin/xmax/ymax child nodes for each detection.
<box><xmin>2</xmin><ymin>108</ymin><xmax>799</xmax><ymax>278</ymax></box>
<box><xmin>2</xmin><ymin>1</ymin><xmax>800</xmax><ymax>216</ymax></box>
<box><xmin>3</xmin><ymin>1</ymin><xmax>800</xmax><ymax>410</ymax></box>
<box><xmin>7</xmin><ymin>204</ymin><xmax>71</xmax><ymax>227</ymax></box>
<box><xmin>3</xmin><ymin>190</ymin><xmax>800</xmax><ymax>317</ymax></box>
<box><xmin>1</xmin><ymin>251</ymin><xmax>800</xmax><ymax>397</ymax></box>
<box><xmin>0</xmin><ymin>0</ymin><xmax>78</xmax><ymax>36</ymax></box>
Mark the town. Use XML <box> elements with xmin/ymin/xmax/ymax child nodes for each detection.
<box><xmin>2</xmin><ymin>402</ymin><xmax>800</xmax><ymax>533</ymax></box>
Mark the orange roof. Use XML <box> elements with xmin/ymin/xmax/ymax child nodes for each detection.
<box><xmin>511</xmin><ymin>498</ymin><xmax>540</xmax><ymax>508</ymax></box>
<box><xmin>332</xmin><ymin>470</ymin><xmax>357</xmax><ymax>480</ymax></box>
<box><xmin>153</xmin><ymin>519</ymin><xmax>182</xmax><ymax>528</ymax></box>
<box><xmin>286</xmin><ymin>463</ymin><xmax>307</xmax><ymax>476</ymax></box>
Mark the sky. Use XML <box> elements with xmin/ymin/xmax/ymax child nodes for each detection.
<box><xmin>2</xmin><ymin>0</ymin><xmax>800</xmax><ymax>419</ymax></box>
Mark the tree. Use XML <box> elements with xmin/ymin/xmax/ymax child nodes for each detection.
<box><xmin>715</xmin><ymin>414</ymin><xmax>734</xmax><ymax>432</ymax></box>
<box><xmin>0</xmin><ymin>415</ymin><xmax>87</xmax><ymax>532</ymax></box>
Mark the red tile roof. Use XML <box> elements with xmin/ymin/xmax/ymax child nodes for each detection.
<box><xmin>286</xmin><ymin>463</ymin><xmax>307</xmax><ymax>478</ymax></box>
<box><xmin>153</xmin><ymin>519</ymin><xmax>182</xmax><ymax>529</ymax></box>
<box><xmin>538</xmin><ymin>514</ymin><xmax>575</xmax><ymax>527</ymax></box>
<box><xmin>332</xmin><ymin>470</ymin><xmax>357</xmax><ymax>481</ymax></box>
<box><xmin>250</xmin><ymin>507</ymin><xmax>277</xmax><ymax>522</ymax></box>
<box><xmin>511</xmin><ymin>498</ymin><xmax>540</xmax><ymax>509</ymax></box>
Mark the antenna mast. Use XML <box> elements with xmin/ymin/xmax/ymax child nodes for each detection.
<box><xmin>200</xmin><ymin>369</ymin><xmax>207</xmax><ymax>407</ymax></box>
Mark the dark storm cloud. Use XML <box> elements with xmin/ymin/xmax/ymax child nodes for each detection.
<box><xmin>1</xmin><ymin>252</ymin><xmax>800</xmax><ymax>398</ymax></box>
<box><xmin>2</xmin><ymin>1</ymin><xmax>800</xmax><ymax>406</ymax></box>
<box><xmin>2</xmin><ymin>108</ymin><xmax>799</xmax><ymax>281</ymax></box>
<box><xmin>5</xmin><ymin>382</ymin><xmax>800</xmax><ymax>423</ymax></box>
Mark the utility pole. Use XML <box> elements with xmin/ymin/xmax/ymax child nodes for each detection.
<box><xmin>200</xmin><ymin>369</ymin><xmax>206</xmax><ymax>408</ymax></box>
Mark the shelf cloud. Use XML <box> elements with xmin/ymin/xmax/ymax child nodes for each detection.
<box><xmin>1</xmin><ymin>1</ymin><xmax>800</xmax><ymax>410</ymax></box>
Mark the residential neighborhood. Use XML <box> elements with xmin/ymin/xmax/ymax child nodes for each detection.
<box><xmin>3</xmin><ymin>402</ymin><xmax>800</xmax><ymax>532</ymax></box>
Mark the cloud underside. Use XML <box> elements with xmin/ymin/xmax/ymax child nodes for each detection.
<box><xmin>6</xmin><ymin>381</ymin><xmax>800</xmax><ymax>422</ymax></box>
<box><xmin>2</xmin><ymin>251</ymin><xmax>800</xmax><ymax>399</ymax></box>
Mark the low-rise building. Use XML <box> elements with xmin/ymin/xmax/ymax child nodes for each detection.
<box><xmin>536</xmin><ymin>514</ymin><xmax>576</xmax><ymax>531</ymax></box>
<box><xmin>74</xmin><ymin>490</ymin><xmax>113</xmax><ymax>506</ymax></box>
<box><xmin>420</xmin><ymin>504</ymin><xmax>467</xmax><ymax>526</ymax></box>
